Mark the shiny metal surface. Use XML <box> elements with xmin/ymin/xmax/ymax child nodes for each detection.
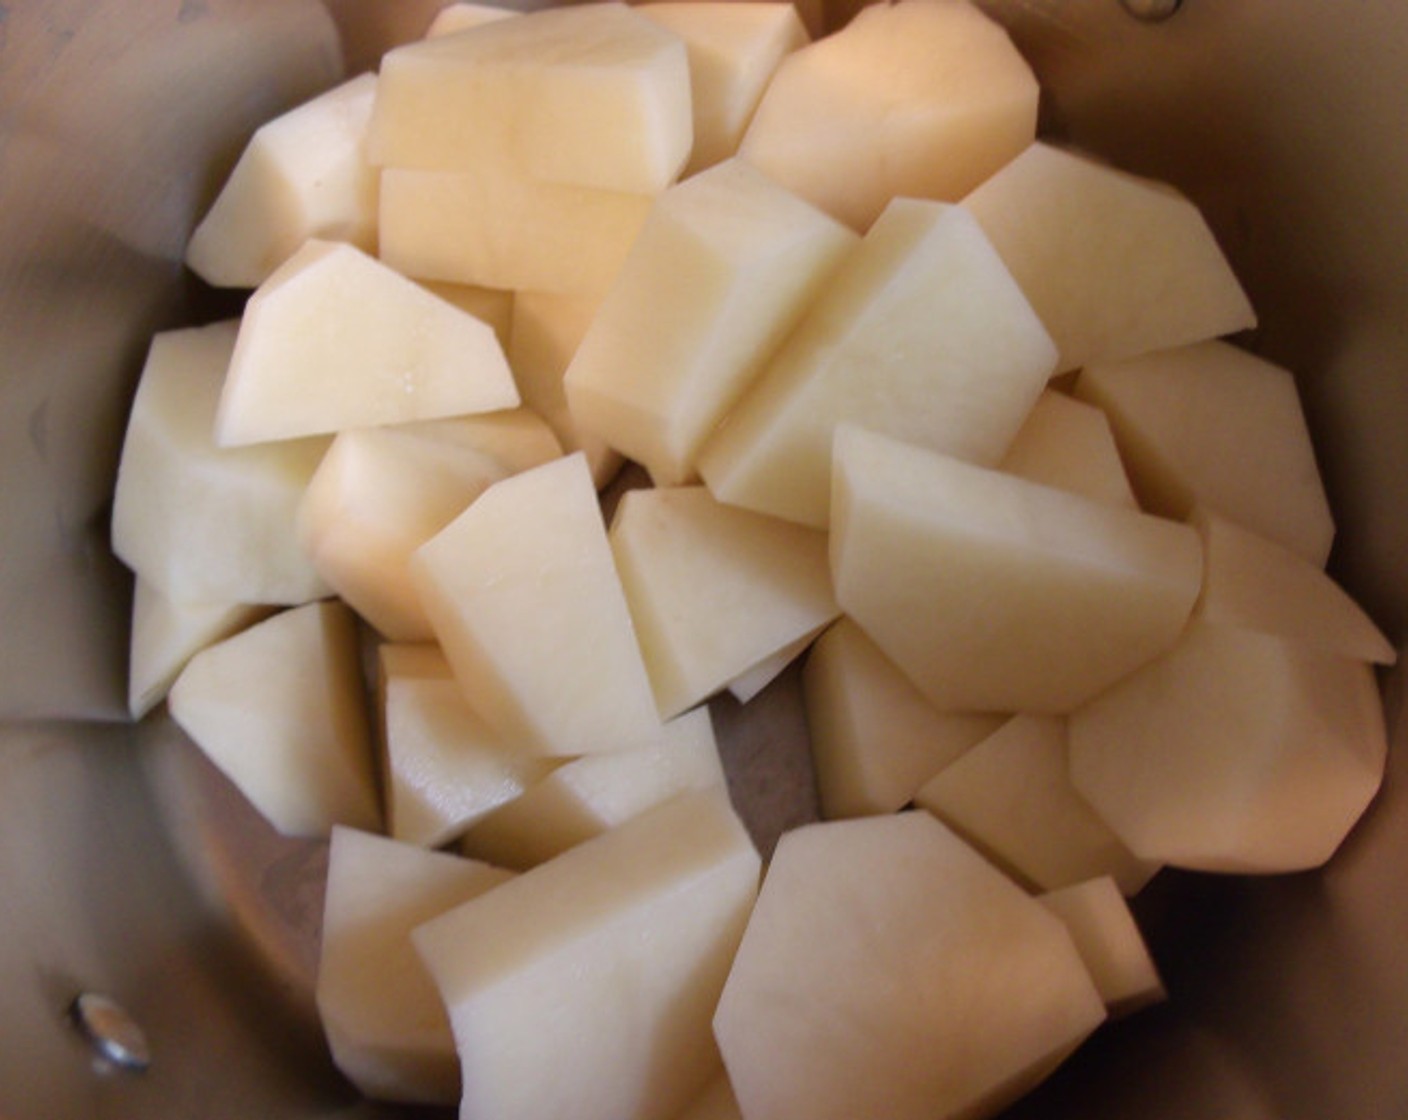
<box><xmin>1</xmin><ymin>0</ymin><xmax>1407</xmax><ymax>1117</ymax></box>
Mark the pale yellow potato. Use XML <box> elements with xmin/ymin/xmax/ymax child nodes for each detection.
<box><xmin>964</xmin><ymin>142</ymin><xmax>1256</xmax><ymax>372</ymax></box>
<box><xmin>999</xmin><ymin>389</ymin><xmax>1138</xmax><ymax>508</ymax></box>
<box><xmin>802</xmin><ymin>617</ymin><xmax>1004</xmax><ymax>819</ymax></box>
<box><xmin>216</xmin><ymin>240</ymin><xmax>519</xmax><ymax>446</ymax></box>
<box><xmin>610</xmin><ymin>485</ymin><xmax>839</xmax><ymax>718</ymax></box>
<box><xmin>830</xmin><ymin>426</ymin><xmax>1203</xmax><ymax>713</ymax></box>
<box><xmin>914</xmin><ymin>714</ymin><xmax>1160</xmax><ymax>895</ymax></box>
<box><xmin>564</xmin><ymin>158</ymin><xmax>855</xmax><ymax>486</ymax></box>
<box><xmin>713</xmin><ymin>812</ymin><xmax>1106</xmax><ymax>1120</ymax></box>
<box><xmin>167</xmin><ymin>601</ymin><xmax>381</xmax><ymax>838</ymax></box>
<box><xmin>725</xmin><ymin>629</ymin><xmax>814</xmax><ymax>704</ymax></box>
<box><xmin>1038</xmin><ymin>877</ymin><xmax>1166</xmax><ymax>1018</ymax></box>
<box><xmin>186</xmin><ymin>73</ymin><xmax>379</xmax><ymax>288</ymax></box>
<box><xmin>413</xmin><ymin>790</ymin><xmax>761</xmax><ymax>1120</ymax></box>
<box><xmin>316</xmin><ymin>827</ymin><xmax>513</xmax><ymax>1104</ymax></box>
<box><xmin>411</xmin><ymin>452</ymin><xmax>663</xmax><ymax>755</ymax></box>
<box><xmin>110</xmin><ymin>321</ymin><xmax>331</xmax><ymax>605</ymax></box>
<box><xmin>697</xmin><ymin>198</ymin><xmax>1056</xmax><ymax>528</ymax></box>
<box><xmin>424</xmin><ymin>1</ymin><xmax>518</xmax><ymax>38</ymax></box>
<box><xmin>418</xmin><ymin>280</ymin><xmax>514</xmax><ymax>350</ymax></box>
<box><xmin>1076</xmin><ymin>340</ymin><xmax>1334</xmax><ymax>565</ymax></box>
<box><xmin>738</xmin><ymin>0</ymin><xmax>1037</xmax><ymax>231</ymax></box>
<box><xmin>393</xmin><ymin>408</ymin><xmax>563</xmax><ymax>475</ymax></box>
<box><xmin>673</xmin><ymin>1074</ymin><xmax>742</xmax><ymax>1120</ymax></box>
<box><xmin>638</xmin><ymin>2</ymin><xmax>808</xmax><ymax>175</ymax></box>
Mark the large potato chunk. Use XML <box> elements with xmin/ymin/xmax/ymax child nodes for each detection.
<box><xmin>713</xmin><ymin>812</ymin><xmax>1106</xmax><ymax>1120</ymax></box>
<box><xmin>963</xmin><ymin>142</ymin><xmax>1256</xmax><ymax>373</ymax></box>
<box><xmin>411</xmin><ymin>452</ymin><xmax>663</xmax><ymax>756</ymax></box>
<box><xmin>1038</xmin><ymin>877</ymin><xmax>1165</xmax><ymax>1018</ymax></box>
<box><xmin>564</xmin><ymin>158</ymin><xmax>856</xmax><ymax>486</ymax></box>
<box><xmin>998</xmin><ymin>389</ymin><xmax>1138</xmax><ymax>509</ymax></box>
<box><xmin>413</xmin><ymin>790</ymin><xmax>761</xmax><ymax>1120</ymax></box>
<box><xmin>737</xmin><ymin>0</ymin><xmax>1037</xmax><ymax>230</ymax></box>
<box><xmin>697</xmin><ymin>198</ymin><xmax>1056</xmax><ymax>528</ymax></box>
<box><xmin>110</xmin><ymin>321</ymin><xmax>330</xmax><ymax>605</ymax></box>
<box><xmin>830</xmin><ymin>426</ymin><xmax>1203</xmax><ymax>713</ymax></box>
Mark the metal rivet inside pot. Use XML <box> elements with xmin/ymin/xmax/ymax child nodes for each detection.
<box><xmin>1120</xmin><ymin>0</ymin><xmax>1182</xmax><ymax>21</ymax></box>
<box><xmin>70</xmin><ymin>993</ymin><xmax>151</xmax><ymax>1073</ymax></box>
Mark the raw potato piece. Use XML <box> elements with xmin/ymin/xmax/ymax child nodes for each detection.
<box><xmin>1076</xmin><ymin>341</ymin><xmax>1335</xmax><ymax>565</ymax></box>
<box><xmin>167</xmin><ymin>601</ymin><xmax>381</xmax><ymax>837</ymax></box>
<box><xmin>564</xmin><ymin>158</ymin><xmax>856</xmax><ymax>486</ymax></box>
<box><xmin>914</xmin><ymin>715</ymin><xmax>1159</xmax><ymax>895</ymax></box>
<box><xmin>999</xmin><ymin>390</ymin><xmax>1138</xmax><ymax>509</ymax></box>
<box><xmin>963</xmin><ymin>142</ymin><xmax>1256</xmax><ymax>373</ymax></box>
<box><xmin>802</xmin><ymin>618</ymin><xmax>1003</xmax><ymax>818</ymax></box>
<box><xmin>726</xmin><ymin>631</ymin><xmax>811</xmax><ymax>703</ymax></box>
<box><xmin>738</xmin><ymin>0</ymin><xmax>1038</xmax><ymax>230</ymax></box>
<box><xmin>698</xmin><ymin>199</ymin><xmax>1056</xmax><ymax>528</ymax></box>
<box><xmin>369</xmin><ymin>3</ymin><xmax>693</xmax><ymax>193</ymax></box>
<box><xmin>413</xmin><ymin>790</ymin><xmax>761</xmax><ymax>1120</ymax></box>
<box><xmin>1068</xmin><ymin>619</ymin><xmax>1388</xmax><ymax>873</ymax></box>
<box><xmin>610</xmin><ymin>486</ymin><xmax>840</xmax><ymax>718</ymax></box>
<box><xmin>412</xmin><ymin>453</ymin><xmax>663</xmax><ymax>756</ymax></box>
<box><xmin>186</xmin><ymin>74</ymin><xmax>380</xmax><ymax>288</ymax></box>
<box><xmin>1039</xmin><ymin>877</ymin><xmax>1166</xmax><ymax>1017</ymax></box>
<box><xmin>110</xmin><ymin>321</ymin><xmax>331</xmax><ymax>605</ymax></box>
<box><xmin>419</xmin><ymin>281</ymin><xmax>514</xmax><ymax>350</ymax></box>
<box><xmin>713</xmin><ymin>813</ymin><xmax>1106</xmax><ymax>1120</ymax></box>
<box><xmin>673</xmin><ymin>1074</ymin><xmax>742</xmax><ymax>1120</ymax></box>
<box><xmin>638</xmin><ymin>2</ymin><xmax>809</xmax><ymax>175</ymax></box>
<box><xmin>831</xmin><ymin>426</ymin><xmax>1204</xmax><ymax>713</ymax></box>
<box><xmin>459</xmin><ymin>707</ymin><xmax>725</xmax><ymax>868</ymax></box>
<box><xmin>424</xmin><ymin>2</ymin><xmax>518</xmax><ymax>37</ymax></box>
<box><xmin>128</xmin><ymin>578</ymin><xmax>270</xmax><ymax>720</ymax></box>
<box><xmin>317</xmin><ymin>828</ymin><xmax>513</xmax><ymax>1104</ymax></box>
<box><xmin>216</xmin><ymin>240</ymin><xmax>519</xmax><ymax>446</ymax></box>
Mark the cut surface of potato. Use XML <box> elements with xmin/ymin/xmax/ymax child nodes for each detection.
<box><xmin>672</xmin><ymin>1073</ymin><xmax>743</xmax><ymax>1120</ymax></box>
<box><xmin>110</xmin><ymin>321</ymin><xmax>331</xmax><ymax>605</ymax></box>
<box><xmin>424</xmin><ymin>2</ymin><xmax>518</xmax><ymax>38</ymax></box>
<box><xmin>713</xmin><ymin>812</ymin><xmax>1105</xmax><ymax>1120</ymax></box>
<box><xmin>216</xmin><ymin>240</ymin><xmax>519</xmax><ymax>446</ymax></box>
<box><xmin>412</xmin><ymin>452</ymin><xmax>663</xmax><ymax>756</ymax></box>
<box><xmin>565</xmin><ymin>158</ymin><xmax>856</xmax><ymax>487</ymax></box>
<box><xmin>914</xmin><ymin>714</ymin><xmax>1159</xmax><ymax>895</ymax></box>
<box><xmin>1076</xmin><ymin>340</ymin><xmax>1334</xmax><ymax>565</ymax></box>
<box><xmin>316</xmin><ymin>828</ymin><xmax>513</xmax><ymax>1104</ymax></box>
<box><xmin>610</xmin><ymin>485</ymin><xmax>839</xmax><ymax>718</ymax></box>
<box><xmin>963</xmin><ymin>141</ymin><xmax>1256</xmax><ymax>373</ymax></box>
<box><xmin>1038</xmin><ymin>877</ymin><xmax>1166</xmax><ymax>1018</ymax></box>
<box><xmin>414</xmin><ymin>790</ymin><xmax>761</xmax><ymax>1120</ymax></box>
<box><xmin>1069</xmin><ymin>620</ymin><xmax>1388</xmax><ymax>872</ymax></box>
<box><xmin>831</xmin><ymin>426</ymin><xmax>1203</xmax><ymax>713</ymax></box>
<box><xmin>418</xmin><ymin>280</ymin><xmax>515</xmax><ymax>350</ymax></box>
<box><xmin>738</xmin><ymin>0</ymin><xmax>1037</xmax><ymax>230</ymax></box>
<box><xmin>167</xmin><ymin>600</ymin><xmax>381</xmax><ymax>837</ymax></box>
<box><xmin>725</xmin><ymin>630</ymin><xmax>814</xmax><ymax>704</ymax></box>
<box><xmin>999</xmin><ymin>389</ymin><xmax>1137</xmax><ymax>508</ymax></box>
<box><xmin>801</xmin><ymin>617</ymin><xmax>1003</xmax><ymax>818</ymax></box>
<box><xmin>698</xmin><ymin>198</ymin><xmax>1056</xmax><ymax>528</ymax></box>
<box><xmin>186</xmin><ymin>73</ymin><xmax>380</xmax><ymax>288</ymax></box>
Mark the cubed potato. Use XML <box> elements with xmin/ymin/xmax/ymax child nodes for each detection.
<box><xmin>725</xmin><ymin>631</ymin><xmax>811</xmax><ymax>703</ymax></box>
<box><xmin>413</xmin><ymin>790</ymin><xmax>761</xmax><ymax>1120</ymax></box>
<box><xmin>186</xmin><ymin>74</ymin><xmax>379</xmax><ymax>287</ymax></box>
<box><xmin>411</xmin><ymin>452</ymin><xmax>663</xmax><ymax>755</ymax></box>
<box><xmin>999</xmin><ymin>389</ymin><xmax>1137</xmax><ymax>508</ymax></box>
<box><xmin>1076</xmin><ymin>340</ymin><xmax>1335</xmax><ymax>565</ymax></box>
<box><xmin>737</xmin><ymin>0</ymin><xmax>1037</xmax><ymax>230</ymax></box>
<box><xmin>1038</xmin><ymin>877</ymin><xmax>1166</xmax><ymax>1018</ymax></box>
<box><xmin>697</xmin><ymin>198</ymin><xmax>1056</xmax><ymax>528</ymax></box>
<box><xmin>418</xmin><ymin>280</ymin><xmax>514</xmax><ymax>350</ymax></box>
<box><xmin>830</xmin><ymin>426</ymin><xmax>1203</xmax><ymax>713</ymax></box>
<box><xmin>424</xmin><ymin>2</ymin><xmax>518</xmax><ymax>38</ymax></box>
<box><xmin>963</xmin><ymin>142</ymin><xmax>1256</xmax><ymax>373</ymax></box>
<box><xmin>110</xmin><ymin>321</ymin><xmax>331</xmax><ymax>605</ymax></box>
<box><xmin>564</xmin><ymin>158</ymin><xmax>855</xmax><ymax>486</ymax></box>
<box><xmin>802</xmin><ymin>618</ymin><xmax>1004</xmax><ymax>818</ymax></box>
<box><xmin>167</xmin><ymin>601</ymin><xmax>381</xmax><ymax>837</ymax></box>
<box><xmin>316</xmin><ymin>827</ymin><xmax>513</xmax><ymax>1104</ymax></box>
<box><xmin>216</xmin><ymin>240</ymin><xmax>519</xmax><ymax>446</ymax></box>
<box><xmin>914</xmin><ymin>715</ymin><xmax>1159</xmax><ymax>895</ymax></box>
<box><xmin>610</xmin><ymin>485</ymin><xmax>839</xmax><ymax>718</ymax></box>
<box><xmin>713</xmin><ymin>812</ymin><xmax>1106</xmax><ymax>1120</ymax></box>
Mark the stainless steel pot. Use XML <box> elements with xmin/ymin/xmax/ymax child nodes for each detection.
<box><xmin>3</xmin><ymin>1</ymin><xmax>1406</xmax><ymax>1117</ymax></box>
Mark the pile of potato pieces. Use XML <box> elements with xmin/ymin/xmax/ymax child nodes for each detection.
<box><xmin>109</xmin><ymin>2</ymin><xmax>1396</xmax><ymax>1119</ymax></box>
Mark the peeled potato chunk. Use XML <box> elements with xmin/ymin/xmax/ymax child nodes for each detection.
<box><xmin>831</xmin><ymin>425</ymin><xmax>1204</xmax><ymax>713</ymax></box>
<box><xmin>673</xmin><ymin>1074</ymin><xmax>743</xmax><ymax>1120</ymax></box>
<box><xmin>697</xmin><ymin>198</ymin><xmax>1056</xmax><ymax>528</ymax></box>
<box><xmin>738</xmin><ymin>0</ymin><xmax>1038</xmax><ymax>230</ymax></box>
<box><xmin>316</xmin><ymin>827</ymin><xmax>514</xmax><ymax>1104</ymax></box>
<box><xmin>424</xmin><ymin>2</ymin><xmax>518</xmax><ymax>38</ymax></box>
<box><xmin>216</xmin><ymin>240</ymin><xmax>519</xmax><ymax>446</ymax></box>
<box><xmin>1038</xmin><ymin>877</ymin><xmax>1166</xmax><ymax>1018</ymax></box>
<box><xmin>413</xmin><ymin>790</ymin><xmax>761</xmax><ymax>1120</ymax></box>
<box><xmin>713</xmin><ymin>812</ymin><xmax>1106</xmax><ymax>1120</ymax></box>
<box><xmin>411</xmin><ymin>452</ymin><xmax>663</xmax><ymax>756</ymax></box>
<box><xmin>1076</xmin><ymin>340</ymin><xmax>1335</xmax><ymax>565</ymax></box>
<box><xmin>999</xmin><ymin>389</ymin><xmax>1138</xmax><ymax>509</ymax></box>
<box><xmin>167</xmin><ymin>600</ymin><xmax>381</xmax><ymax>837</ymax></box>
